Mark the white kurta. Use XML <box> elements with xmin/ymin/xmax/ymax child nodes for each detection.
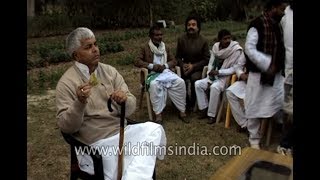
<box><xmin>281</xmin><ymin>5</ymin><xmax>293</xmax><ymax>116</ymax></box>
<box><xmin>244</xmin><ymin>28</ymin><xmax>284</xmax><ymax>119</ymax></box>
<box><xmin>77</xmin><ymin>122</ymin><xmax>166</xmax><ymax>180</ymax></box>
<box><xmin>281</xmin><ymin>5</ymin><xmax>293</xmax><ymax>86</ymax></box>
<box><xmin>195</xmin><ymin>41</ymin><xmax>245</xmax><ymax>117</ymax></box>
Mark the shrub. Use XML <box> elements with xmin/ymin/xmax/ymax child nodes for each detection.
<box><xmin>27</xmin><ymin>14</ymin><xmax>72</xmax><ymax>37</ymax></box>
<box><xmin>116</xmin><ymin>54</ymin><xmax>135</xmax><ymax>66</ymax></box>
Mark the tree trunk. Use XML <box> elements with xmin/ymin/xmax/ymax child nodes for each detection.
<box><xmin>27</xmin><ymin>0</ymin><xmax>35</xmax><ymax>17</ymax></box>
<box><xmin>148</xmin><ymin>0</ymin><xmax>153</xmax><ymax>27</ymax></box>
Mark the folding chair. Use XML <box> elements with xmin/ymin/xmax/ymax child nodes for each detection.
<box><xmin>138</xmin><ymin>66</ymin><xmax>181</xmax><ymax>121</ymax></box>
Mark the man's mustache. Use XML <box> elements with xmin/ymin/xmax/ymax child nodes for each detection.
<box><xmin>187</xmin><ymin>28</ymin><xmax>195</xmax><ymax>31</ymax></box>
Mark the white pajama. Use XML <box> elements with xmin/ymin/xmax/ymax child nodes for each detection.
<box><xmin>77</xmin><ymin>122</ymin><xmax>166</xmax><ymax>180</ymax></box>
<box><xmin>195</xmin><ymin>78</ymin><xmax>226</xmax><ymax>117</ymax></box>
<box><xmin>247</xmin><ymin>118</ymin><xmax>262</xmax><ymax>145</ymax></box>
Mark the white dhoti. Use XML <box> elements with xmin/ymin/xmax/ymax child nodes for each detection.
<box><xmin>77</xmin><ymin>122</ymin><xmax>166</xmax><ymax>180</ymax></box>
<box><xmin>149</xmin><ymin>69</ymin><xmax>186</xmax><ymax>114</ymax></box>
<box><xmin>226</xmin><ymin>81</ymin><xmax>247</xmax><ymax>128</ymax></box>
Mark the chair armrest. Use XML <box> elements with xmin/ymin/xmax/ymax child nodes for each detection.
<box><xmin>140</xmin><ymin>68</ymin><xmax>149</xmax><ymax>82</ymax></box>
<box><xmin>126</xmin><ymin>118</ymin><xmax>142</xmax><ymax>125</ymax></box>
<box><xmin>230</xmin><ymin>74</ymin><xmax>237</xmax><ymax>84</ymax></box>
<box><xmin>175</xmin><ymin>66</ymin><xmax>181</xmax><ymax>77</ymax></box>
<box><xmin>61</xmin><ymin>131</ymin><xmax>88</xmax><ymax>147</ymax></box>
<box><xmin>202</xmin><ymin>66</ymin><xmax>208</xmax><ymax>79</ymax></box>
<box><xmin>61</xmin><ymin>131</ymin><xmax>102</xmax><ymax>159</ymax></box>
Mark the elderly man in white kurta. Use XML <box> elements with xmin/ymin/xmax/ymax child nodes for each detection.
<box><xmin>244</xmin><ymin>0</ymin><xmax>286</xmax><ymax>149</ymax></box>
<box><xmin>195</xmin><ymin>29</ymin><xmax>245</xmax><ymax>124</ymax></box>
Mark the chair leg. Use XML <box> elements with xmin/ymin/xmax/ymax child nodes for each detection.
<box><xmin>216</xmin><ymin>93</ymin><xmax>225</xmax><ymax>124</ymax></box>
<box><xmin>265</xmin><ymin>118</ymin><xmax>273</xmax><ymax>146</ymax></box>
<box><xmin>70</xmin><ymin>147</ymin><xmax>79</xmax><ymax>180</ymax></box>
<box><xmin>70</xmin><ymin>173</ymin><xmax>78</xmax><ymax>180</ymax></box>
<box><xmin>146</xmin><ymin>92</ymin><xmax>153</xmax><ymax>121</ymax></box>
<box><xmin>193</xmin><ymin>101</ymin><xmax>198</xmax><ymax>112</ymax></box>
<box><xmin>139</xmin><ymin>88</ymin><xmax>144</xmax><ymax>109</ymax></box>
<box><xmin>260</xmin><ymin>118</ymin><xmax>273</xmax><ymax>147</ymax></box>
<box><xmin>225</xmin><ymin>102</ymin><xmax>232</xmax><ymax>128</ymax></box>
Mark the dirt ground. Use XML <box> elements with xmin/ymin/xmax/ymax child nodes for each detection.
<box><xmin>27</xmin><ymin>67</ymin><xmax>285</xmax><ymax>180</ymax></box>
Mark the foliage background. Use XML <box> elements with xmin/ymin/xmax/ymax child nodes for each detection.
<box><xmin>28</xmin><ymin>0</ymin><xmax>265</xmax><ymax>37</ymax></box>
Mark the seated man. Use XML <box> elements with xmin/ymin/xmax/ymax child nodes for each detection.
<box><xmin>195</xmin><ymin>29</ymin><xmax>246</xmax><ymax>124</ymax></box>
<box><xmin>176</xmin><ymin>15</ymin><xmax>210</xmax><ymax>111</ymax></box>
<box><xmin>226</xmin><ymin>70</ymin><xmax>248</xmax><ymax>131</ymax></box>
<box><xmin>134</xmin><ymin>25</ymin><xmax>188</xmax><ymax>123</ymax></box>
<box><xmin>56</xmin><ymin>27</ymin><xmax>166</xmax><ymax>179</ymax></box>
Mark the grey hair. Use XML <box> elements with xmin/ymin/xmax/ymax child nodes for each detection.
<box><xmin>65</xmin><ymin>27</ymin><xmax>95</xmax><ymax>57</ymax></box>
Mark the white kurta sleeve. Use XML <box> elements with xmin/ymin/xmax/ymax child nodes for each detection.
<box><xmin>218</xmin><ymin>51</ymin><xmax>242</xmax><ymax>76</ymax></box>
<box><xmin>234</xmin><ymin>52</ymin><xmax>246</xmax><ymax>78</ymax></box>
<box><xmin>245</xmin><ymin>27</ymin><xmax>271</xmax><ymax>72</ymax></box>
<box><xmin>206</xmin><ymin>50</ymin><xmax>215</xmax><ymax>77</ymax></box>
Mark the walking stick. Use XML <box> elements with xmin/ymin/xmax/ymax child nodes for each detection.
<box><xmin>108</xmin><ymin>98</ymin><xmax>125</xmax><ymax>180</ymax></box>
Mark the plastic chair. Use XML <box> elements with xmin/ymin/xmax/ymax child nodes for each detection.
<box><xmin>61</xmin><ymin>132</ymin><xmax>104</xmax><ymax>180</ymax></box>
<box><xmin>61</xmin><ymin>119</ymin><xmax>157</xmax><ymax>180</ymax></box>
<box><xmin>138</xmin><ymin>66</ymin><xmax>181</xmax><ymax>121</ymax></box>
<box><xmin>220</xmin><ymin>74</ymin><xmax>237</xmax><ymax>128</ymax></box>
<box><xmin>62</xmin><ymin>109</ymin><xmax>157</xmax><ymax>180</ymax></box>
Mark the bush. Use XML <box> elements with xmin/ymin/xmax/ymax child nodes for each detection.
<box><xmin>28</xmin><ymin>42</ymin><xmax>71</xmax><ymax>69</ymax></box>
<box><xmin>116</xmin><ymin>54</ymin><xmax>135</xmax><ymax>66</ymax></box>
<box><xmin>97</xmin><ymin>40</ymin><xmax>124</xmax><ymax>54</ymax></box>
<box><xmin>27</xmin><ymin>14</ymin><xmax>73</xmax><ymax>37</ymax></box>
<box><xmin>71</xmin><ymin>14</ymin><xmax>93</xmax><ymax>27</ymax></box>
